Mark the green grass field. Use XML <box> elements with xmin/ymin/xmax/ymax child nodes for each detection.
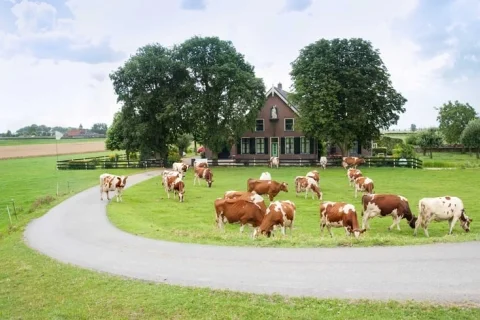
<box><xmin>108</xmin><ymin>166</ymin><xmax>480</xmax><ymax>248</ymax></box>
<box><xmin>0</xmin><ymin>137</ymin><xmax>105</xmax><ymax>146</ymax></box>
<box><xmin>1</xmin><ymin>156</ymin><xmax>479</xmax><ymax>318</ymax></box>
<box><xmin>419</xmin><ymin>152</ymin><xmax>480</xmax><ymax>168</ymax></box>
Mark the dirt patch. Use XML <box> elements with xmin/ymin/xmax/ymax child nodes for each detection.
<box><xmin>0</xmin><ymin>141</ymin><xmax>106</xmax><ymax>159</ymax></box>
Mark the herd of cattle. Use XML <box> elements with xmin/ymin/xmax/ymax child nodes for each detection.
<box><xmin>99</xmin><ymin>156</ymin><xmax>473</xmax><ymax>240</ymax></box>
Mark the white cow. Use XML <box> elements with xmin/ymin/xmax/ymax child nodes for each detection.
<box><xmin>414</xmin><ymin>196</ymin><xmax>473</xmax><ymax>237</ymax></box>
<box><xmin>99</xmin><ymin>173</ymin><xmax>128</xmax><ymax>202</ymax></box>
<box><xmin>172</xmin><ymin>162</ymin><xmax>189</xmax><ymax>177</ymax></box>
<box><xmin>319</xmin><ymin>156</ymin><xmax>327</xmax><ymax>169</ymax></box>
<box><xmin>259</xmin><ymin>172</ymin><xmax>272</xmax><ymax>180</ymax></box>
<box><xmin>269</xmin><ymin>157</ymin><xmax>279</xmax><ymax>169</ymax></box>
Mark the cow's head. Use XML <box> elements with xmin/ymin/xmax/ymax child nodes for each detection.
<box><xmin>346</xmin><ymin>226</ymin><xmax>367</xmax><ymax>239</ymax></box>
<box><xmin>460</xmin><ymin>210</ymin><xmax>473</xmax><ymax>232</ymax></box>
<box><xmin>115</xmin><ymin>176</ymin><xmax>128</xmax><ymax>190</ymax></box>
<box><xmin>280</xmin><ymin>182</ymin><xmax>288</xmax><ymax>192</ymax></box>
<box><xmin>408</xmin><ymin>216</ymin><xmax>418</xmax><ymax>229</ymax></box>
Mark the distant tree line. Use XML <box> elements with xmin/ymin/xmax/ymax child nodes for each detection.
<box><xmin>0</xmin><ymin>123</ymin><xmax>108</xmax><ymax>137</ymax></box>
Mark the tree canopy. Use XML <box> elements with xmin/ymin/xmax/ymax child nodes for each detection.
<box><xmin>436</xmin><ymin>100</ymin><xmax>477</xmax><ymax>145</ymax></box>
<box><xmin>460</xmin><ymin>118</ymin><xmax>480</xmax><ymax>159</ymax></box>
<box><xmin>417</xmin><ymin>128</ymin><xmax>443</xmax><ymax>158</ymax></box>
<box><xmin>289</xmin><ymin>38</ymin><xmax>407</xmax><ymax>156</ymax></box>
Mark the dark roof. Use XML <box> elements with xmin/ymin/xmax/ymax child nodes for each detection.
<box><xmin>274</xmin><ymin>86</ymin><xmax>299</xmax><ymax>114</ymax></box>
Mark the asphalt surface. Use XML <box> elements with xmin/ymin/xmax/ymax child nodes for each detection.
<box><xmin>24</xmin><ymin>170</ymin><xmax>480</xmax><ymax>304</ymax></box>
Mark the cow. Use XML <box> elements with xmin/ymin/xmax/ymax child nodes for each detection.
<box><xmin>342</xmin><ymin>156</ymin><xmax>365</xmax><ymax>169</ymax></box>
<box><xmin>268</xmin><ymin>156</ymin><xmax>279</xmax><ymax>169</ymax></box>
<box><xmin>172</xmin><ymin>162</ymin><xmax>189</xmax><ymax>178</ymax></box>
<box><xmin>306</xmin><ymin>170</ymin><xmax>319</xmax><ymax>183</ymax></box>
<box><xmin>194</xmin><ymin>159</ymin><xmax>209</xmax><ymax>168</ymax></box>
<box><xmin>347</xmin><ymin>168</ymin><xmax>362</xmax><ymax>187</ymax></box>
<box><xmin>223</xmin><ymin>191</ymin><xmax>267</xmax><ymax>213</ymax></box>
<box><xmin>361</xmin><ymin>194</ymin><xmax>417</xmax><ymax>231</ymax></box>
<box><xmin>165</xmin><ymin>175</ymin><xmax>185</xmax><ymax>202</ymax></box>
<box><xmin>214</xmin><ymin>198</ymin><xmax>266</xmax><ymax>238</ymax></box>
<box><xmin>354</xmin><ymin>176</ymin><xmax>374</xmax><ymax>198</ymax></box>
<box><xmin>294</xmin><ymin>176</ymin><xmax>322</xmax><ymax>200</ymax></box>
<box><xmin>258</xmin><ymin>200</ymin><xmax>296</xmax><ymax>237</ymax></box>
<box><xmin>99</xmin><ymin>173</ymin><xmax>128</xmax><ymax>202</ymax></box>
<box><xmin>414</xmin><ymin>196</ymin><xmax>472</xmax><ymax>237</ymax></box>
<box><xmin>320</xmin><ymin>201</ymin><xmax>366</xmax><ymax>239</ymax></box>
<box><xmin>193</xmin><ymin>167</ymin><xmax>214</xmax><ymax>187</ymax></box>
<box><xmin>319</xmin><ymin>156</ymin><xmax>327</xmax><ymax>169</ymax></box>
<box><xmin>247</xmin><ymin>178</ymin><xmax>288</xmax><ymax>201</ymax></box>
<box><xmin>259</xmin><ymin>172</ymin><xmax>272</xmax><ymax>180</ymax></box>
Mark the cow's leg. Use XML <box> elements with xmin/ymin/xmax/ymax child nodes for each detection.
<box><xmin>354</xmin><ymin>186</ymin><xmax>358</xmax><ymax>198</ymax></box>
<box><xmin>448</xmin><ymin>216</ymin><xmax>459</xmax><ymax>235</ymax></box>
<box><xmin>320</xmin><ymin>221</ymin><xmax>326</xmax><ymax>236</ymax></box>
<box><xmin>344</xmin><ymin>227</ymin><xmax>350</xmax><ymax>236</ymax></box>
<box><xmin>240</xmin><ymin>224</ymin><xmax>245</xmax><ymax>233</ymax></box>
<box><xmin>361</xmin><ymin>212</ymin><xmax>370</xmax><ymax>230</ymax></box>
<box><xmin>388</xmin><ymin>214</ymin><xmax>401</xmax><ymax>231</ymax></box>
<box><xmin>327</xmin><ymin>225</ymin><xmax>334</xmax><ymax>238</ymax></box>
<box><xmin>413</xmin><ymin>216</ymin><xmax>422</xmax><ymax>236</ymax></box>
<box><xmin>281</xmin><ymin>224</ymin><xmax>286</xmax><ymax>236</ymax></box>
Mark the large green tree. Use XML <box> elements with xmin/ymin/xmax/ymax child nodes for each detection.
<box><xmin>91</xmin><ymin>123</ymin><xmax>108</xmax><ymax>135</ymax></box>
<box><xmin>109</xmin><ymin>44</ymin><xmax>192</xmax><ymax>160</ymax></box>
<box><xmin>417</xmin><ymin>128</ymin><xmax>443</xmax><ymax>158</ymax></box>
<box><xmin>173</xmin><ymin>36</ymin><xmax>266</xmax><ymax>158</ymax></box>
<box><xmin>460</xmin><ymin>118</ymin><xmax>480</xmax><ymax>159</ymax></box>
<box><xmin>435</xmin><ymin>100</ymin><xmax>477</xmax><ymax>145</ymax></box>
<box><xmin>289</xmin><ymin>38</ymin><xmax>407</xmax><ymax>156</ymax></box>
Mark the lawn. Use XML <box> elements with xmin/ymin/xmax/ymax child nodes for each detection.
<box><xmin>1</xmin><ymin>156</ymin><xmax>479</xmax><ymax>318</ymax></box>
<box><xmin>108</xmin><ymin>166</ymin><xmax>480</xmax><ymax>248</ymax></box>
<box><xmin>0</xmin><ymin>137</ymin><xmax>105</xmax><ymax>146</ymax></box>
<box><xmin>419</xmin><ymin>152</ymin><xmax>480</xmax><ymax>168</ymax></box>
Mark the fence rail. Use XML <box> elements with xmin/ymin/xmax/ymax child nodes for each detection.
<box><xmin>56</xmin><ymin>154</ymin><xmax>166</xmax><ymax>170</ymax></box>
<box><xmin>191</xmin><ymin>156</ymin><xmax>423</xmax><ymax>169</ymax></box>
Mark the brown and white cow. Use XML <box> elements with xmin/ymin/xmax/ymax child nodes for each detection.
<box><xmin>193</xmin><ymin>167</ymin><xmax>214</xmax><ymax>187</ymax></box>
<box><xmin>214</xmin><ymin>198</ymin><xmax>266</xmax><ymax>238</ymax></box>
<box><xmin>162</xmin><ymin>170</ymin><xmax>182</xmax><ymax>186</ymax></box>
<box><xmin>195</xmin><ymin>161</ymin><xmax>209</xmax><ymax>168</ymax></box>
<box><xmin>258</xmin><ymin>200</ymin><xmax>296</xmax><ymax>237</ymax></box>
<box><xmin>319</xmin><ymin>156</ymin><xmax>327</xmax><ymax>170</ymax></box>
<box><xmin>306</xmin><ymin>170</ymin><xmax>319</xmax><ymax>183</ymax></box>
<box><xmin>268</xmin><ymin>156</ymin><xmax>279</xmax><ymax>169</ymax></box>
<box><xmin>223</xmin><ymin>191</ymin><xmax>267</xmax><ymax>213</ymax></box>
<box><xmin>294</xmin><ymin>176</ymin><xmax>322</xmax><ymax>200</ymax></box>
<box><xmin>347</xmin><ymin>168</ymin><xmax>363</xmax><ymax>187</ymax></box>
<box><xmin>354</xmin><ymin>176</ymin><xmax>374</xmax><ymax>198</ymax></box>
<box><xmin>361</xmin><ymin>194</ymin><xmax>417</xmax><ymax>231</ymax></box>
<box><xmin>99</xmin><ymin>173</ymin><xmax>128</xmax><ymax>202</ymax></box>
<box><xmin>320</xmin><ymin>201</ymin><xmax>366</xmax><ymax>239</ymax></box>
<box><xmin>342</xmin><ymin>156</ymin><xmax>365</xmax><ymax>169</ymax></box>
<box><xmin>165</xmin><ymin>175</ymin><xmax>185</xmax><ymax>202</ymax></box>
<box><xmin>172</xmin><ymin>162</ymin><xmax>189</xmax><ymax>178</ymax></box>
<box><xmin>414</xmin><ymin>196</ymin><xmax>472</xmax><ymax>237</ymax></box>
<box><xmin>247</xmin><ymin>178</ymin><xmax>288</xmax><ymax>201</ymax></box>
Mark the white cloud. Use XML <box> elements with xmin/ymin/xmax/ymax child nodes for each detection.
<box><xmin>0</xmin><ymin>0</ymin><xmax>479</xmax><ymax>133</ymax></box>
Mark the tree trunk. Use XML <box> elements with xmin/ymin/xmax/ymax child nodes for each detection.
<box><xmin>338</xmin><ymin>141</ymin><xmax>349</xmax><ymax>157</ymax></box>
<box><xmin>461</xmin><ymin>146</ymin><xmax>465</xmax><ymax>154</ymax></box>
<box><xmin>429</xmin><ymin>149</ymin><xmax>433</xmax><ymax>159</ymax></box>
<box><xmin>423</xmin><ymin>148</ymin><xmax>427</xmax><ymax>156</ymax></box>
<box><xmin>194</xmin><ymin>140</ymin><xmax>197</xmax><ymax>154</ymax></box>
<box><xmin>476</xmin><ymin>148</ymin><xmax>479</xmax><ymax>159</ymax></box>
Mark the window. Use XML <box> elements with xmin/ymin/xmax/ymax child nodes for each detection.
<box><xmin>255</xmin><ymin>138</ymin><xmax>265</xmax><ymax>154</ymax></box>
<box><xmin>241</xmin><ymin>138</ymin><xmax>250</xmax><ymax>154</ymax></box>
<box><xmin>285</xmin><ymin>137</ymin><xmax>294</xmax><ymax>154</ymax></box>
<box><xmin>284</xmin><ymin>118</ymin><xmax>294</xmax><ymax>131</ymax></box>
<box><xmin>301</xmin><ymin>137</ymin><xmax>310</xmax><ymax>154</ymax></box>
<box><xmin>255</xmin><ymin>119</ymin><xmax>264</xmax><ymax>132</ymax></box>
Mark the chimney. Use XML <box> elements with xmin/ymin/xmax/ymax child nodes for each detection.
<box><xmin>277</xmin><ymin>82</ymin><xmax>282</xmax><ymax>90</ymax></box>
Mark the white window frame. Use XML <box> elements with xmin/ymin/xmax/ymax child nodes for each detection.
<box><xmin>284</xmin><ymin>118</ymin><xmax>295</xmax><ymax>131</ymax></box>
<box><xmin>241</xmin><ymin>137</ymin><xmax>250</xmax><ymax>154</ymax></box>
<box><xmin>255</xmin><ymin>137</ymin><xmax>265</xmax><ymax>154</ymax></box>
<box><xmin>300</xmin><ymin>136</ymin><xmax>310</xmax><ymax>154</ymax></box>
<box><xmin>285</xmin><ymin>136</ymin><xmax>294</xmax><ymax>154</ymax></box>
<box><xmin>255</xmin><ymin>119</ymin><xmax>264</xmax><ymax>132</ymax></box>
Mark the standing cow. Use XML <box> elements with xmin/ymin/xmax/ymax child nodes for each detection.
<box><xmin>319</xmin><ymin>156</ymin><xmax>327</xmax><ymax>170</ymax></box>
<box><xmin>354</xmin><ymin>176</ymin><xmax>374</xmax><ymax>198</ymax></box>
<box><xmin>294</xmin><ymin>176</ymin><xmax>322</xmax><ymax>200</ymax></box>
<box><xmin>347</xmin><ymin>168</ymin><xmax>362</xmax><ymax>187</ymax></box>
<box><xmin>342</xmin><ymin>156</ymin><xmax>365</xmax><ymax>169</ymax></box>
<box><xmin>259</xmin><ymin>172</ymin><xmax>272</xmax><ymax>180</ymax></box>
<box><xmin>320</xmin><ymin>201</ymin><xmax>366</xmax><ymax>239</ymax></box>
<box><xmin>193</xmin><ymin>166</ymin><xmax>214</xmax><ymax>187</ymax></box>
<box><xmin>99</xmin><ymin>173</ymin><xmax>128</xmax><ymax>202</ymax></box>
<box><xmin>247</xmin><ymin>178</ymin><xmax>288</xmax><ymax>201</ymax></box>
<box><xmin>414</xmin><ymin>196</ymin><xmax>472</xmax><ymax>237</ymax></box>
<box><xmin>268</xmin><ymin>157</ymin><xmax>280</xmax><ymax>169</ymax></box>
<box><xmin>172</xmin><ymin>162</ymin><xmax>189</xmax><ymax>178</ymax></box>
<box><xmin>165</xmin><ymin>175</ymin><xmax>185</xmax><ymax>202</ymax></box>
<box><xmin>214</xmin><ymin>198</ymin><xmax>266</xmax><ymax>238</ymax></box>
<box><xmin>361</xmin><ymin>194</ymin><xmax>417</xmax><ymax>231</ymax></box>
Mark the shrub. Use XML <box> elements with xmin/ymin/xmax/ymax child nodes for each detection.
<box><xmin>372</xmin><ymin>147</ymin><xmax>387</xmax><ymax>156</ymax></box>
<box><xmin>392</xmin><ymin>143</ymin><xmax>416</xmax><ymax>158</ymax></box>
<box><xmin>167</xmin><ymin>150</ymin><xmax>181</xmax><ymax>164</ymax></box>
<box><xmin>405</xmin><ymin>134</ymin><xmax>418</xmax><ymax>146</ymax></box>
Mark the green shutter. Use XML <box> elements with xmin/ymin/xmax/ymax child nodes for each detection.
<box><xmin>294</xmin><ymin>137</ymin><xmax>301</xmax><ymax>154</ymax></box>
<box><xmin>250</xmin><ymin>138</ymin><xmax>256</xmax><ymax>154</ymax></box>
<box><xmin>310</xmin><ymin>138</ymin><xmax>315</xmax><ymax>154</ymax></box>
<box><xmin>237</xmin><ymin>139</ymin><xmax>241</xmax><ymax>155</ymax></box>
<box><xmin>264</xmin><ymin>137</ymin><xmax>268</xmax><ymax>154</ymax></box>
<box><xmin>280</xmin><ymin>137</ymin><xmax>285</xmax><ymax>154</ymax></box>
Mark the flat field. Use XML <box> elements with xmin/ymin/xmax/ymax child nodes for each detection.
<box><xmin>0</xmin><ymin>138</ymin><xmax>105</xmax><ymax>146</ymax></box>
<box><xmin>1</xmin><ymin>156</ymin><xmax>479</xmax><ymax>318</ymax></box>
<box><xmin>0</xmin><ymin>139</ymin><xmax>106</xmax><ymax>159</ymax></box>
<box><xmin>108</xmin><ymin>166</ymin><xmax>480</xmax><ymax>247</ymax></box>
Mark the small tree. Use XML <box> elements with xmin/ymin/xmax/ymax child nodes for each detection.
<box><xmin>176</xmin><ymin>134</ymin><xmax>192</xmax><ymax>156</ymax></box>
<box><xmin>410</xmin><ymin>124</ymin><xmax>417</xmax><ymax>132</ymax></box>
<box><xmin>460</xmin><ymin>118</ymin><xmax>480</xmax><ymax>159</ymax></box>
<box><xmin>436</xmin><ymin>100</ymin><xmax>477</xmax><ymax>146</ymax></box>
<box><xmin>417</xmin><ymin>128</ymin><xmax>443</xmax><ymax>158</ymax></box>
<box><xmin>405</xmin><ymin>133</ymin><xmax>418</xmax><ymax>146</ymax></box>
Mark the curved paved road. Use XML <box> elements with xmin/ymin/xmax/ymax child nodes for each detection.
<box><xmin>24</xmin><ymin>171</ymin><xmax>480</xmax><ymax>304</ymax></box>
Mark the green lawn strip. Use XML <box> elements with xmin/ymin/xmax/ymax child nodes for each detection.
<box><xmin>0</xmin><ymin>157</ymin><xmax>479</xmax><ymax>318</ymax></box>
<box><xmin>419</xmin><ymin>152</ymin><xmax>480</xmax><ymax>168</ymax></box>
<box><xmin>108</xmin><ymin>167</ymin><xmax>480</xmax><ymax>248</ymax></box>
<box><xmin>0</xmin><ymin>138</ymin><xmax>106</xmax><ymax>146</ymax></box>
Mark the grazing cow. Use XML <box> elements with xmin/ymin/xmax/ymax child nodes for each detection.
<box><xmin>319</xmin><ymin>156</ymin><xmax>327</xmax><ymax>169</ymax></box>
<box><xmin>214</xmin><ymin>198</ymin><xmax>266</xmax><ymax>238</ymax></box>
<box><xmin>361</xmin><ymin>194</ymin><xmax>417</xmax><ymax>231</ymax></box>
<box><xmin>342</xmin><ymin>156</ymin><xmax>365</xmax><ymax>169</ymax></box>
<box><xmin>247</xmin><ymin>178</ymin><xmax>288</xmax><ymax>201</ymax></box>
<box><xmin>99</xmin><ymin>173</ymin><xmax>128</xmax><ymax>202</ymax></box>
<box><xmin>268</xmin><ymin>157</ymin><xmax>280</xmax><ymax>169</ymax></box>
<box><xmin>414</xmin><ymin>196</ymin><xmax>472</xmax><ymax>237</ymax></box>
<box><xmin>224</xmin><ymin>190</ymin><xmax>255</xmax><ymax>200</ymax></box>
<box><xmin>320</xmin><ymin>201</ymin><xmax>366</xmax><ymax>239</ymax></box>
<box><xmin>258</xmin><ymin>200</ymin><xmax>296</xmax><ymax>237</ymax></box>
<box><xmin>354</xmin><ymin>176</ymin><xmax>374</xmax><ymax>198</ymax></box>
<box><xmin>259</xmin><ymin>172</ymin><xmax>272</xmax><ymax>180</ymax></box>
<box><xmin>193</xmin><ymin>167</ymin><xmax>214</xmax><ymax>187</ymax></box>
<box><xmin>347</xmin><ymin>168</ymin><xmax>363</xmax><ymax>187</ymax></box>
<box><xmin>306</xmin><ymin>170</ymin><xmax>320</xmax><ymax>183</ymax></box>
<box><xmin>172</xmin><ymin>162</ymin><xmax>189</xmax><ymax>178</ymax></box>
<box><xmin>165</xmin><ymin>175</ymin><xmax>185</xmax><ymax>202</ymax></box>
<box><xmin>294</xmin><ymin>176</ymin><xmax>322</xmax><ymax>200</ymax></box>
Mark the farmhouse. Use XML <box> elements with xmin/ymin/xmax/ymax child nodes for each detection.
<box><xmin>204</xmin><ymin>83</ymin><xmax>370</xmax><ymax>160</ymax></box>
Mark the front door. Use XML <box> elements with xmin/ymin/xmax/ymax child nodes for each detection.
<box><xmin>271</xmin><ymin>137</ymin><xmax>279</xmax><ymax>157</ymax></box>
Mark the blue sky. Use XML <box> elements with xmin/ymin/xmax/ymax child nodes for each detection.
<box><xmin>0</xmin><ymin>0</ymin><xmax>479</xmax><ymax>132</ymax></box>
